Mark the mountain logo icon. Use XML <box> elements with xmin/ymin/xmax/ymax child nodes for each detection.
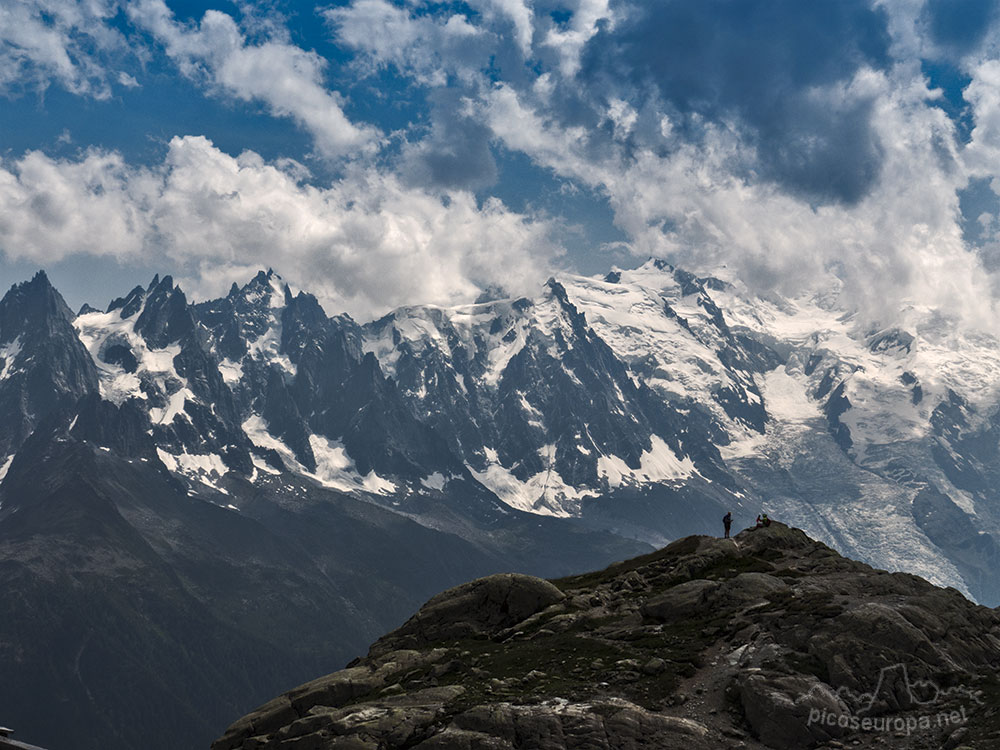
<box><xmin>803</xmin><ymin>663</ymin><xmax>984</xmax><ymax>715</ymax></box>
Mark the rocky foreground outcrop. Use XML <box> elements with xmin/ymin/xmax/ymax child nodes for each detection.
<box><xmin>213</xmin><ymin>524</ymin><xmax>1000</xmax><ymax>749</ymax></box>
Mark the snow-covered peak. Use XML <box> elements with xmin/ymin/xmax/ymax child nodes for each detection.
<box><xmin>233</xmin><ymin>269</ymin><xmax>290</xmax><ymax>311</ymax></box>
<box><xmin>74</xmin><ymin>306</ymin><xmax>184</xmax><ymax>406</ymax></box>
<box><xmin>192</xmin><ymin>270</ymin><xmax>297</xmax><ymax>378</ymax></box>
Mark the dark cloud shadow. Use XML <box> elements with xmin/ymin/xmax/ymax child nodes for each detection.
<box><xmin>579</xmin><ymin>0</ymin><xmax>892</xmax><ymax>205</ymax></box>
<box><xmin>400</xmin><ymin>89</ymin><xmax>498</xmax><ymax>191</ymax></box>
<box><xmin>924</xmin><ymin>0</ymin><xmax>998</xmax><ymax>55</ymax></box>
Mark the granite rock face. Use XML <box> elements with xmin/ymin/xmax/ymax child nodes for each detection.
<box><xmin>214</xmin><ymin>523</ymin><xmax>1000</xmax><ymax>750</ymax></box>
<box><xmin>0</xmin><ymin>272</ymin><xmax>98</xmax><ymax>457</ymax></box>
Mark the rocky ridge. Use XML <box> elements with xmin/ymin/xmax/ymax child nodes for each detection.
<box><xmin>214</xmin><ymin>523</ymin><xmax>1000</xmax><ymax>750</ymax></box>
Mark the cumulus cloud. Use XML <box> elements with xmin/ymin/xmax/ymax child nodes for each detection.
<box><xmin>0</xmin><ymin>136</ymin><xmax>562</xmax><ymax>319</ymax></box>
<box><xmin>0</xmin><ymin>148</ymin><xmax>156</xmax><ymax>258</ymax></box>
<box><xmin>320</xmin><ymin>0</ymin><xmax>997</xmax><ymax>329</ymax></box>
<box><xmin>630</xmin><ymin>74</ymin><xmax>984</xmax><ymax>326</ymax></box>
<box><xmin>128</xmin><ymin>0</ymin><xmax>378</xmax><ymax>159</ymax></box>
<box><xmin>0</xmin><ymin>0</ymin><xmax>128</xmax><ymax>98</ymax></box>
<box><xmin>965</xmin><ymin>60</ymin><xmax>1000</xmax><ymax>175</ymax></box>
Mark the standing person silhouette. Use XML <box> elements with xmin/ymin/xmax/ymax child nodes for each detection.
<box><xmin>723</xmin><ymin>511</ymin><xmax>732</xmax><ymax>539</ymax></box>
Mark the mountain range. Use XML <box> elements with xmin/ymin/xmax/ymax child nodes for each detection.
<box><xmin>1</xmin><ymin>260</ymin><xmax>999</xmax><ymax>748</ymax></box>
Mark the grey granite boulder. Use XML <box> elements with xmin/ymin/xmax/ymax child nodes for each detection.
<box><xmin>737</xmin><ymin>672</ymin><xmax>850</xmax><ymax>750</ymax></box>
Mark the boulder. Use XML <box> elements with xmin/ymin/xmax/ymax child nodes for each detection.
<box><xmin>640</xmin><ymin>579</ymin><xmax>720</xmax><ymax>621</ymax></box>
<box><xmin>371</xmin><ymin>574</ymin><xmax>566</xmax><ymax>654</ymax></box>
<box><xmin>414</xmin><ymin>728</ymin><xmax>514</xmax><ymax>749</ymax></box>
<box><xmin>738</xmin><ymin>672</ymin><xmax>850</xmax><ymax>750</ymax></box>
<box><xmin>722</xmin><ymin>572</ymin><xmax>789</xmax><ymax>604</ymax></box>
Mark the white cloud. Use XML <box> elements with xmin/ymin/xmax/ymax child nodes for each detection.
<box><xmin>539</xmin><ymin>0</ymin><xmax>613</xmax><ymax>76</ymax></box>
<box><xmin>479</xmin><ymin>83</ymin><xmax>610</xmax><ymax>185</ymax></box>
<box><xmin>964</xmin><ymin>60</ymin><xmax>1000</xmax><ymax>178</ymax></box>
<box><xmin>117</xmin><ymin>71</ymin><xmax>140</xmax><ymax>88</ymax></box>
<box><xmin>0</xmin><ymin>136</ymin><xmax>563</xmax><ymax>320</ymax></box>
<box><xmin>0</xmin><ymin>148</ymin><xmax>157</xmax><ymax>259</ymax></box>
<box><xmin>128</xmin><ymin>0</ymin><xmax>378</xmax><ymax>159</ymax></box>
<box><xmin>0</xmin><ymin>0</ymin><xmax>127</xmax><ymax>98</ymax></box>
<box><xmin>467</xmin><ymin>0</ymin><xmax>535</xmax><ymax>58</ymax></box>
<box><xmin>326</xmin><ymin>0</ymin><xmax>485</xmax><ymax>86</ymax></box>
<box><xmin>324</xmin><ymin>0</ymin><xmax>1000</xmax><ymax>331</ymax></box>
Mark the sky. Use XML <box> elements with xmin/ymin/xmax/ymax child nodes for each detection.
<box><xmin>3</xmin><ymin>0</ymin><xmax>1000</xmax><ymax>326</ymax></box>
